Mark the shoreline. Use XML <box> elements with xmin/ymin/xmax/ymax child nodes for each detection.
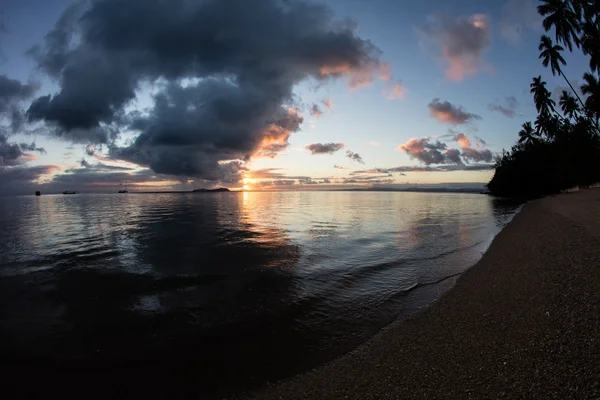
<box><xmin>244</xmin><ymin>189</ymin><xmax>600</xmax><ymax>399</ymax></box>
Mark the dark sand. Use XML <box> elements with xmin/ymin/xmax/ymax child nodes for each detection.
<box><xmin>244</xmin><ymin>190</ymin><xmax>600</xmax><ymax>399</ymax></box>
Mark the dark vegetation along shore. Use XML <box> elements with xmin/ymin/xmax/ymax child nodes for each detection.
<box><xmin>488</xmin><ymin>0</ymin><xmax>600</xmax><ymax>198</ymax></box>
<box><xmin>245</xmin><ymin>188</ymin><xmax>600</xmax><ymax>400</ymax></box>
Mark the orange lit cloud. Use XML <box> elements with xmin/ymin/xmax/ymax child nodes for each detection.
<box><xmin>254</xmin><ymin>108</ymin><xmax>303</xmax><ymax>158</ymax></box>
<box><xmin>454</xmin><ymin>133</ymin><xmax>471</xmax><ymax>149</ymax></box>
<box><xmin>320</xmin><ymin>61</ymin><xmax>391</xmax><ymax>89</ymax></box>
<box><xmin>383</xmin><ymin>81</ymin><xmax>408</xmax><ymax>100</ymax></box>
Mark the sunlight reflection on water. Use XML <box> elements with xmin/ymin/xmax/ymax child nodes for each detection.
<box><xmin>0</xmin><ymin>191</ymin><xmax>520</xmax><ymax>388</ymax></box>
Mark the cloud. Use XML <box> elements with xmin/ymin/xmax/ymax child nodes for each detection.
<box><xmin>249</xmin><ymin>168</ymin><xmax>310</xmax><ymax>180</ymax></box>
<box><xmin>309</xmin><ymin>104</ymin><xmax>324</xmax><ymax>117</ymax></box>
<box><xmin>350</xmin><ymin>167</ymin><xmax>401</xmax><ymax>176</ymax></box>
<box><xmin>0</xmin><ymin>76</ymin><xmax>37</xmax><ymax>112</ymax></box>
<box><xmin>416</xmin><ymin>13</ymin><xmax>491</xmax><ymax>81</ymax></box>
<box><xmin>18</xmin><ymin>141</ymin><xmax>46</xmax><ymax>154</ymax></box>
<box><xmin>499</xmin><ymin>0</ymin><xmax>543</xmax><ymax>44</ymax></box>
<box><xmin>0</xmin><ymin>134</ymin><xmax>45</xmax><ymax>166</ymax></box>
<box><xmin>0</xmin><ymin>165</ymin><xmax>63</xmax><ymax>195</ymax></box>
<box><xmin>428</xmin><ymin>98</ymin><xmax>481</xmax><ymax>125</ymax></box>
<box><xmin>365</xmin><ymin>141</ymin><xmax>380</xmax><ymax>146</ymax></box>
<box><xmin>305</xmin><ymin>142</ymin><xmax>345</xmax><ymax>154</ymax></box>
<box><xmin>323</xmin><ymin>98</ymin><xmax>334</xmax><ymax>110</ymax></box>
<box><xmin>452</xmin><ymin>132</ymin><xmax>493</xmax><ymax>163</ymax></box>
<box><xmin>453</xmin><ymin>132</ymin><xmax>471</xmax><ymax>149</ymax></box>
<box><xmin>474</xmin><ymin>136</ymin><xmax>487</xmax><ymax>146</ymax></box>
<box><xmin>383</xmin><ymin>81</ymin><xmax>407</xmax><ymax>100</ymax></box>
<box><xmin>488</xmin><ymin>96</ymin><xmax>519</xmax><ymax>117</ymax></box>
<box><xmin>0</xmin><ymin>75</ymin><xmax>38</xmax><ymax>132</ymax></box>
<box><xmin>346</xmin><ymin>150</ymin><xmax>364</xmax><ymax>164</ymax></box>
<box><xmin>397</xmin><ymin>137</ymin><xmax>449</xmax><ymax>165</ymax></box>
<box><xmin>26</xmin><ymin>0</ymin><xmax>387</xmax><ymax>184</ymax></box>
<box><xmin>354</xmin><ymin>164</ymin><xmax>494</xmax><ymax>174</ymax></box>
<box><xmin>461</xmin><ymin>147</ymin><xmax>493</xmax><ymax>163</ymax></box>
<box><xmin>397</xmin><ymin>133</ymin><xmax>493</xmax><ymax>166</ymax></box>
<box><xmin>333</xmin><ymin>164</ymin><xmax>349</xmax><ymax>170</ymax></box>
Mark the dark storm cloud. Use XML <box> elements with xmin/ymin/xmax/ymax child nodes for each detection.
<box><xmin>0</xmin><ymin>134</ymin><xmax>45</xmax><ymax>166</ymax></box>
<box><xmin>0</xmin><ymin>75</ymin><xmax>38</xmax><ymax>132</ymax></box>
<box><xmin>488</xmin><ymin>96</ymin><xmax>519</xmax><ymax>118</ymax></box>
<box><xmin>19</xmin><ymin>141</ymin><xmax>46</xmax><ymax>154</ymax></box>
<box><xmin>0</xmin><ymin>134</ymin><xmax>25</xmax><ymax>166</ymax></box>
<box><xmin>0</xmin><ymin>75</ymin><xmax>38</xmax><ymax>113</ymax></box>
<box><xmin>346</xmin><ymin>150</ymin><xmax>364</xmax><ymax>164</ymax></box>
<box><xmin>306</xmin><ymin>142</ymin><xmax>344</xmax><ymax>154</ymax></box>
<box><xmin>28</xmin><ymin>0</ymin><xmax>386</xmax><ymax>183</ymax></box>
<box><xmin>0</xmin><ymin>165</ymin><xmax>61</xmax><ymax>195</ymax></box>
<box><xmin>428</xmin><ymin>98</ymin><xmax>481</xmax><ymax>125</ymax></box>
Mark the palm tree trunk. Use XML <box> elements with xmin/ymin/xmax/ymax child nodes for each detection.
<box><xmin>560</xmin><ymin>70</ymin><xmax>600</xmax><ymax>132</ymax></box>
<box><xmin>560</xmin><ymin>70</ymin><xmax>585</xmax><ymax>109</ymax></box>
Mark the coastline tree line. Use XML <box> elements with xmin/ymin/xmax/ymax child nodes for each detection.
<box><xmin>488</xmin><ymin>0</ymin><xmax>600</xmax><ymax>198</ymax></box>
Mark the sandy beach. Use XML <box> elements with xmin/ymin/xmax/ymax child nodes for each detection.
<box><xmin>245</xmin><ymin>189</ymin><xmax>600</xmax><ymax>399</ymax></box>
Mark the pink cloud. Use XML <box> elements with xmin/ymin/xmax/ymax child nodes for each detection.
<box><xmin>383</xmin><ymin>81</ymin><xmax>408</xmax><ymax>100</ymax></box>
<box><xmin>417</xmin><ymin>13</ymin><xmax>492</xmax><ymax>81</ymax></box>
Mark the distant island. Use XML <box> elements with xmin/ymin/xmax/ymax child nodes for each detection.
<box><xmin>192</xmin><ymin>188</ymin><xmax>230</xmax><ymax>193</ymax></box>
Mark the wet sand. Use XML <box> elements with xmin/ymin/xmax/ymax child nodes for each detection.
<box><xmin>245</xmin><ymin>190</ymin><xmax>600</xmax><ymax>399</ymax></box>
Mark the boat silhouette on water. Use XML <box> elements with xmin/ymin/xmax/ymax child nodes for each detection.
<box><xmin>62</xmin><ymin>191</ymin><xmax>78</xmax><ymax>195</ymax></box>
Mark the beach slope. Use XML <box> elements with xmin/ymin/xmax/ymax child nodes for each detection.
<box><xmin>249</xmin><ymin>190</ymin><xmax>600</xmax><ymax>399</ymax></box>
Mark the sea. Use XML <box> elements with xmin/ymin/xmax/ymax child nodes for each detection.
<box><xmin>0</xmin><ymin>191</ymin><xmax>520</xmax><ymax>394</ymax></box>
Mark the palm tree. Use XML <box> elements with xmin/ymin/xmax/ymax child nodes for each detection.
<box><xmin>535</xmin><ymin>112</ymin><xmax>559</xmax><ymax>140</ymax></box>
<box><xmin>518</xmin><ymin>121</ymin><xmax>538</xmax><ymax>145</ymax></box>
<box><xmin>581</xmin><ymin>72</ymin><xmax>600</xmax><ymax>119</ymax></box>
<box><xmin>539</xmin><ymin>35</ymin><xmax>586</xmax><ymax>109</ymax></box>
<box><xmin>580</xmin><ymin>20</ymin><xmax>600</xmax><ymax>73</ymax></box>
<box><xmin>537</xmin><ymin>0</ymin><xmax>580</xmax><ymax>51</ymax></box>
<box><xmin>559</xmin><ymin>90</ymin><xmax>580</xmax><ymax>119</ymax></box>
<box><xmin>530</xmin><ymin>76</ymin><xmax>556</xmax><ymax>115</ymax></box>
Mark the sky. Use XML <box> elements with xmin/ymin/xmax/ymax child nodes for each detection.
<box><xmin>0</xmin><ymin>0</ymin><xmax>591</xmax><ymax>193</ymax></box>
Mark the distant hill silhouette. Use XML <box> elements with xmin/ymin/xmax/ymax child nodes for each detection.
<box><xmin>192</xmin><ymin>188</ymin><xmax>230</xmax><ymax>193</ymax></box>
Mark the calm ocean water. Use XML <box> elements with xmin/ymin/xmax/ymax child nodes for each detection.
<box><xmin>0</xmin><ymin>191</ymin><xmax>520</xmax><ymax>392</ymax></box>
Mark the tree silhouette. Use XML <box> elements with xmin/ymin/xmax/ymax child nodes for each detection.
<box><xmin>518</xmin><ymin>122</ymin><xmax>538</xmax><ymax>145</ymax></box>
<box><xmin>538</xmin><ymin>0</ymin><xmax>580</xmax><ymax>51</ymax></box>
<box><xmin>581</xmin><ymin>72</ymin><xmax>600</xmax><ymax>119</ymax></box>
<box><xmin>539</xmin><ymin>35</ymin><xmax>586</xmax><ymax>109</ymax></box>
<box><xmin>530</xmin><ymin>76</ymin><xmax>556</xmax><ymax>116</ymax></box>
<box><xmin>559</xmin><ymin>90</ymin><xmax>580</xmax><ymax>120</ymax></box>
<box><xmin>489</xmin><ymin>0</ymin><xmax>600</xmax><ymax>197</ymax></box>
<box><xmin>580</xmin><ymin>20</ymin><xmax>600</xmax><ymax>72</ymax></box>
